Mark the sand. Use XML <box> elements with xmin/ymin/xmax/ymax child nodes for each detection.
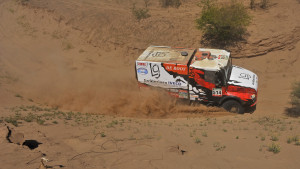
<box><xmin>0</xmin><ymin>0</ymin><xmax>300</xmax><ymax>168</ymax></box>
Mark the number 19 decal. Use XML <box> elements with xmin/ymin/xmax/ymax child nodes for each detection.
<box><xmin>150</xmin><ymin>63</ymin><xmax>160</xmax><ymax>79</ymax></box>
<box><xmin>212</xmin><ymin>88</ymin><xmax>222</xmax><ymax>97</ymax></box>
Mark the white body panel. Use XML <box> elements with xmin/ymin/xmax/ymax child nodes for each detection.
<box><xmin>136</xmin><ymin>61</ymin><xmax>188</xmax><ymax>89</ymax></box>
<box><xmin>190</xmin><ymin>48</ymin><xmax>231</xmax><ymax>71</ymax></box>
<box><xmin>228</xmin><ymin>65</ymin><xmax>258</xmax><ymax>91</ymax></box>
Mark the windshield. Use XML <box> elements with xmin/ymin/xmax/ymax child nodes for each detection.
<box><xmin>218</xmin><ymin>57</ymin><xmax>232</xmax><ymax>85</ymax></box>
<box><xmin>224</xmin><ymin>57</ymin><xmax>232</xmax><ymax>82</ymax></box>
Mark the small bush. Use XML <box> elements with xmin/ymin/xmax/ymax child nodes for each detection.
<box><xmin>195</xmin><ymin>137</ymin><xmax>201</xmax><ymax>144</ymax></box>
<box><xmin>15</xmin><ymin>94</ymin><xmax>23</xmax><ymax>98</ymax></box>
<box><xmin>23</xmin><ymin>113</ymin><xmax>36</xmax><ymax>122</ymax></box>
<box><xmin>287</xmin><ymin>136</ymin><xmax>299</xmax><ymax>144</ymax></box>
<box><xmin>36</xmin><ymin>117</ymin><xmax>45</xmax><ymax>125</ymax></box>
<box><xmin>131</xmin><ymin>4</ymin><xmax>151</xmax><ymax>21</ymax></box>
<box><xmin>5</xmin><ymin>116</ymin><xmax>19</xmax><ymax>127</ymax></box>
<box><xmin>196</xmin><ymin>0</ymin><xmax>251</xmax><ymax>46</ymax></box>
<box><xmin>270</xmin><ymin>135</ymin><xmax>279</xmax><ymax>141</ymax></box>
<box><xmin>268</xmin><ymin>142</ymin><xmax>280</xmax><ymax>153</ymax></box>
<box><xmin>62</xmin><ymin>42</ymin><xmax>74</xmax><ymax>50</ymax></box>
<box><xmin>159</xmin><ymin>0</ymin><xmax>181</xmax><ymax>8</ymax></box>
<box><xmin>285</xmin><ymin>81</ymin><xmax>300</xmax><ymax>117</ymax></box>
<box><xmin>101</xmin><ymin>132</ymin><xmax>106</xmax><ymax>137</ymax></box>
<box><xmin>213</xmin><ymin>142</ymin><xmax>226</xmax><ymax>151</ymax></box>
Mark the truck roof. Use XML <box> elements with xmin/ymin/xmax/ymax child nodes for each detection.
<box><xmin>137</xmin><ymin>46</ymin><xmax>230</xmax><ymax>71</ymax></box>
<box><xmin>190</xmin><ymin>48</ymin><xmax>231</xmax><ymax>71</ymax></box>
<box><xmin>136</xmin><ymin>46</ymin><xmax>195</xmax><ymax>65</ymax></box>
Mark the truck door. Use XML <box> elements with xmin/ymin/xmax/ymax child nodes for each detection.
<box><xmin>162</xmin><ymin>63</ymin><xmax>189</xmax><ymax>99</ymax></box>
<box><xmin>188</xmin><ymin>68</ymin><xmax>220</xmax><ymax>102</ymax></box>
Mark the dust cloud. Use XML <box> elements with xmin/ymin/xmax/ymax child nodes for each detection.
<box><xmin>15</xmin><ymin>52</ymin><xmax>222</xmax><ymax>118</ymax></box>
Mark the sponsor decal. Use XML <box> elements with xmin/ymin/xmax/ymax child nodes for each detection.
<box><xmin>165</xmin><ymin>66</ymin><xmax>187</xmax><ymax>72</ymax></box>
<box><xmin>137</xmin><ymin>62</ymin><xmax>147</xmax><ymax>67</ymax></box>
<box><xmin>163</xmin><ymin>64</ymin><xmax>188</xmax><ymax>75</ymax></box>
<box><xmin>144</xmin><ymin>79</ymin><xmax>168</xmax><ymax>85</ymax></box>
<box><xmin>143</xmin><ymin>79</ymin><xmax>183</xmax><ymax>87</ymax></box>
<box><xmin>252</xmin><ymin>74</ymin><xmax>256</xmax><ymax>85</ymax></box>
<box><xmin>151</xmin><ymin>51</ymin><xmax>168</xmax><ymax>57</ymax></box>
<box><xmin>179</xmin><ymin>90</ymin><xmax>188</xmax><ymax>99</ymax></box>
<box><xmin>238</xmin><ymin>73</ymin><xmax>251</xmax><ymax>80</ymax></box>
<box><xmin>150</xmin><ymin>63</ymin><xmax>160</xmax><ymax>79</ymax></box>
<box><xmin>212</xmin><ymin>88</ymin><xmax>222</xmax><ymax>97</ymax></box>
<box><xmin>179</xmin><ymin>93</ymin><xmax>188</xmax><ymax>98</ymax></box>
<box><xmin>137</xmin><ymin>68</ymin><xmax>148</xmax><ymax>75</ymax></box>
<box><xmin>168</xmin><ymin>81</ymin><xmax>182</xmax><ymax>86</ymax></box>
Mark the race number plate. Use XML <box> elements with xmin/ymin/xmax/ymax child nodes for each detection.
<box><xmin>212</xmin><ymin>88</ymin><xmax>222</xmax><ymax>97</ymax></box>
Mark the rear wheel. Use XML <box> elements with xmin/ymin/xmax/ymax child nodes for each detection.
<box><xmin>222</xmin><ymin>100</ymin><xmax>244</xmax><ymax>114</ymax></box>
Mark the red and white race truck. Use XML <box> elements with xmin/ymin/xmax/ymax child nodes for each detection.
<box><xmin>135</xmin><ymin>46</ymin><xmax>258</xmax><ymax>114</ymax></box>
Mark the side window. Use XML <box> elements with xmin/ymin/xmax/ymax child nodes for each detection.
<box><xmin>204</xmin><ymin>71</ymin><xmax>216</xmax><ymax>83</ymax></box>
<box><xmin>219</xmin><ymin>69</ymin><xmax>226</xmax><ymax>85</ymax></box>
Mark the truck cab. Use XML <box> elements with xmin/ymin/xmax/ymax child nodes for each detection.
<box><xmin>135</xmin><ymin>46</ymin><xmax>258</xmax><ymax>114</ymax></box>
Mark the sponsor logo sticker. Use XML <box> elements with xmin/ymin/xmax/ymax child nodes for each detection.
<box><xmin>137</xmin><ymin>62</ymin><xmax>147</xmax><ymax>67</ymax></box>
<box><xmin>137</xmin><ymin>68</ymin><xmax>148</xmax><ymax>75</ymax></box>
<box><xmin>163</xmin><ymin>64</ymin><xmax>188</xmax><ymax>75</ymax></box>
<box><xmin>168</xmin><ymin>81</ymin><xmax>182</xmax><ymax>86</ymax></box>
<box><xmin>151</xmin><ymin>51</ymin><xmax>167</xmax><ymax>57</ymax></box>
<box><xmin>165</xmin><ymin>66</ymin><xmax>186</xmax><ymax>72</ymax></box>
<box><xmin>179</xmin><ymin>90</ymin><xmax>188</xmax><ymax>99</ymax></box>
<box><xmin>252</xmin><ymin>74</ymin><xmax>256</xmax><ymax>85</ymax></box>
<box><xmin>239</xmin><ymin>73</ymin><xmax>251</xmax><ymax>80</ymax></box>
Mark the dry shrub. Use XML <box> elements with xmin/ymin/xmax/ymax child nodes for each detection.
<box><xmin>196</xmin><ymin>0</ymin><xmax>251</xmax><ymax>46</ymax></box>
<box><xmin>285</xmin><ymin>81</ymin><xmax>300</xmax><ymax>117</ymax></box>
<box><xmin>159</xmin><ymin>0</ymin><xmax>181</xmax><ymax>8</ymax></box>
<box><xmin>131</xmin><ymin>3</ymin><xmax>151</xmax><ymax>21</ymax></box>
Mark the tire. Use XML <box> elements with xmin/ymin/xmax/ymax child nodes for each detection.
<box><xmin>222</xmin><ymin>100</ymin><xmax>244</xmax><ymax>114</ymax></box>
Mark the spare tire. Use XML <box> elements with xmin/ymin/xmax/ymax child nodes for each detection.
<box><xmin>222</xmin><ymin>100</ymin><xmax>244</xmax><ymax>114</ymax></box>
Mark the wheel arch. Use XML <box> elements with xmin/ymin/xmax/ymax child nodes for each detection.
<box><xmin>219</xmin><ymin>96</ymin><xmax>242</xmax><ymax>106</ymax></box>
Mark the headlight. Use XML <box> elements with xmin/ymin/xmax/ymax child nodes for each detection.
<box><xmin>251</xmin><ymin>94</ymin><xmax>256</xmax><ymax>100</ymax></box>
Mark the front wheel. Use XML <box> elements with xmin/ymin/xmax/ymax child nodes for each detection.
<box><xmin>222</xmin><ymin>100</ymin><xmax>244</xmax><ymax>114</ymax></box>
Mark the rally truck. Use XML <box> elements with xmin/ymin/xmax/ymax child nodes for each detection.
<box><xmin>135</xmin><ymin>46</ymin><xmax>258</xmax><ymax>114</ymax></box>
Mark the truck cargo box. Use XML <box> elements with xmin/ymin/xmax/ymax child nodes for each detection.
<box><xmin>135</xmin><ymin>46</ymin><xmax>195</xmax><ymax>99</ymax></box>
